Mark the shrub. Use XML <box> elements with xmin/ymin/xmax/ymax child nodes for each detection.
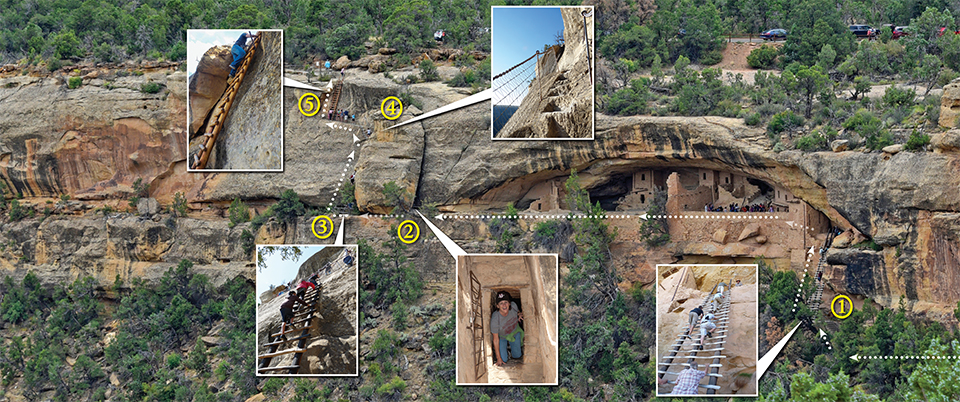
<box><xmin>767</xmin><ymin>110</ymin><xmax>804</xmax><ymax>136</ymax></box>
<box><xmin>172</xmin><ymin>192</ymin><xmax>188</xmax><ymax>217</ymax></box>
<box><xmin>700</xmin><ymin>50</ymin><xmax>723</xmax><ymax>66</ymax></box>
<box><xmin>9</xmin><ymin>200</ymin><xmax>27</xmax><ymax>221</ymax></box>
<box><xmin>533</xmin><ymin>220</ymin><xmax>572</xmax><ymax>250</ymax></box>
<box><xmin>904</xmin><ymin>130</ymin><xmax>930</xmax><ymax>151</ymax></box>
<box><xmin>240</xmin><ymin>230</ymin><xmax>255</xmax><ymax>256</ymax></box>
<box><xmin>747</xmin><ymin>45</ymin><xmax>779</xmax><ymax>69</ymax></box>
<box><xmin>398</xmin><ymin>91</ymin><xmax>422</xmax><ymax>110</ymax></box>
<box><xmin>882</xmin><ymin>86</ymin><xmax>916</xmax><ymax>108</ymax></box>
<box><xmin>227</xmin><ymin>198</ymin><xmax>249</xmax><ymax>228</ymax></box>
<box><xmin>128</xmin><ymin>177</ymin><xmax>147</xmax><ymax>208</ymax></box>
<box><xmin>419</xmin><ymin>59</ymin><xmax>439</xmax><ymax>81</ymax></box>
<box><xmin>795</xmin><ymin>130</ymin><xmax>829</xmax><ymax>151</ymax></box>
<box><xmin>391</xmin><ymin>301</ymin><xmax>407</xmax><ymax>330</ymax></box>
<box><xmin>744</xmin><ymin>112</ymin><xmax>762</xmax><ymax>126</ymax></box>
<box><xmin>140</xmin><ymin>82</ymin><xmax>162</xmax><ymax>94</ymax></box>
<box><xmin>262</xmin><ymin>378</ymin><xmax>285</xmax><ymax>395</ymax></box>
<box><xmin>843</xmin><ymin>108</ymin><xmax>891</xmax><ymax>149</ymax></box>
<box><xmin>603</xmin><ymin>78</ymin><xmax>651</xmax><ymax>115</ymax></box>
<box><xmin>273</xmin><ymin>190</ymin><xmax>305</xmax><ymax>223</ymax></box>
<box><xmin>46</xmin><ymin>57</ymin><xmax>62</xmax><ymax>72</ymax></box>
<box><xmin>68</xmin><ymin>76</ymin><xmax>82</xmax><ymax>89</ymax></box>
<box><xmin>711</xmin><ymin>99</ymin><xmax>741</xmax><ymax>117</ymax></box>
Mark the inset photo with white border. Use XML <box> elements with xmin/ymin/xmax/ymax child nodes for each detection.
<box><xmin>456</xmin><ymin>254</ymin><xmax>558</xmax><ymax>385</ymax></box>
<box><xmin>256</xmin><ymin>245</ymin><xmax>358</xmax><ymax>376</ymax></box>
<box><xmin>491</xmin><ymin>6</ymin><xmax>595</xmax><ymax>140</ymax></box>
<box><xmin>655</xmin><ymin>264</ymin><xmax>757</xmax><ymax>396</ymax></box>
<box><xmin>187</xmin><ymin>29</ymin><xmax>283</xmax><ymax>171</ymax></box>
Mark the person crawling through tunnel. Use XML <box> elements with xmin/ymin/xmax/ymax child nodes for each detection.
<box><xmin>491</xmin><ymin>291</ymin><xmax>524</xmax><ymax>366</ymax></box>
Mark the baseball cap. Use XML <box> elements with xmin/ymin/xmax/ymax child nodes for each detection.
<box><xmin>495</xmin><ymin>291</ymin><xmax>512</xmax><ymax>305</ymax></box>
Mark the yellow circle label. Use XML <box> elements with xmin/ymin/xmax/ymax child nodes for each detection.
<box><xmin>311</xmin><ymin>215</ymin><xmax>334</xmax><ymax>239</ymax></box>
<box><xmin>381</xmin><ymin>96</ymin><xmax>403</xmax><ymax>120</ymax></box>
<box><xmin>397</xmin><ymin>220</ymin><xmax>420</xmax><ymax>244</ymax></box>
<box><xmin>299</xmin><ymin>92</ymin><xmax>320</xmax><ymax>116</ymax></box>
<box><xmin>831</xmin><ymin>295</ymin><xmax>853</xmax><ymax>319</ymax></box>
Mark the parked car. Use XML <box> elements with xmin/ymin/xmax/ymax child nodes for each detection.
<box><xmin>760</xmin><ymin>28</ymin><xmax>787</xmax><ymax>41</ymax></box>
<box><xmin>892</xmin><ymin>26</ymin><xmax>909</xmax><ymax>39</ymax></box>
<box><xmin>848</xmin><ymin>25</ymin><xmax>878</xmax><ymax>38</ymax></box>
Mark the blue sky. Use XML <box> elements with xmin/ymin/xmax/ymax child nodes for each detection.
<box><xmin>186</xmin><ymin>30</ymin><xmax>251</xmax><ymax>76</ymax></box>
<box><xmin>255</xmin><ymin>245</ymin><xmax>327</xmax><ymax>301</ymax></box>
<box><xmin>492</xmin><ymin>7</ymin><xmax>565</xmax><ymax>105</ymax></box>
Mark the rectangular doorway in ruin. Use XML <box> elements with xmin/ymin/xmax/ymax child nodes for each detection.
<box><xmin>654</xmin><ymin>264</ymin><xmax>758</xmax><ymax>397</ymax></box>
<box><xmin>456</xmin><ymin>254</ymin><xmax>558</xmax><ymax>385</ymax></box>
<box><xmin>255</xmin><ymin>244</ymin><xmax>359</xmax><ymax>377</ymax></box>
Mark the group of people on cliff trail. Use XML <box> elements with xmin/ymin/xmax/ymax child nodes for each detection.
<box><xmin>661</xmin><ymin>284</ymin><xmax>730</xmax><ymax>394</ymax></box>
<box><xmin>328</xmin><ymin>108</ymin><xmax>354</xmax><ymax>122</ymax></box>
<box><xmin>704</xmin><ymin>202</ymin><xmax>775</xmax><ymax>213</ymax></box>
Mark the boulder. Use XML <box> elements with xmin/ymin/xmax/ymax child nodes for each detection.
<box><xmin>832</xmin><ymin>230</ymin><xmax>854</xmax><ymax>248</ymax></box>
<box><xmin>200</xmin><ymin>336</ymin><xmax>222</xmax><ymax>347</ymax></box>
<box><xmin>332</xmin><ymin>55</ymin><xmax>351</xmax><ymax>70</ymax></box>
<box><xmin>755</xmin><ymin>235</ymin><xmax>767</xmax><ymax>244</ymax></box>
<box><xmin>378</xmin><ymin>47</ymin><xmax>397</xmax><ymax>55</ymax></box>
<box><xmin>882</xmin><ymin>144</ymin><xmax>903</xmax><ymax>154</ymax></box>
<box><xmin>137</xmin><ymin>198</ymin><xmax>160</xmax><ymax>216</ymax></box>
<box><xmin>932</xmin><ymin>131</ymin><xmax>960</xmax><ymax>153</ymax></box>
<box><xmin>244</xmin><ymin>395</ymin><xmax>267</xmax><ymax>402</ymax></box>
<box><xmin>831</xmin><ymin>139</ymin><xmax>849</xmax><ymax>152</ymax></box>
<box><xmin>940</xmin><ymin>78</ymin><xmax>960</xmax><ymax>128</ymax></box>
<box><xmin>188</xmin><ymin>45</ymin><xmax>232</xmax><ymax>134</ymax></box>
<box><xmin>712</xmin><ymin>229</ymin><xmax>728</xmax><ymax>244</ymax></box>
<box><xmin>738</xmin><ymin>223</ymin><xmax>761</xmax><ymax>241</ymax></box>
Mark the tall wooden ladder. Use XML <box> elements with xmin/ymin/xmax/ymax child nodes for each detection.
<box><xmin>657</xmin><ymin>284</ymin><xmax>730</xmax><ymax>394</ymax></box>
<box><xmin>257</xmin><ymin>285</ymin><xmax>322</xmax><ymax>374</ymax></box>
<box><xmin>192</xmin><ymin>32</ymin><xmax>262</xmax><ymax>169</ymax></box>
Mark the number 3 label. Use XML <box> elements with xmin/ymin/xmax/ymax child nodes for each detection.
<box><xmin>312</xmin><ymin>215</ymin><xmax>334</xmax><ymax>239</ymax></box>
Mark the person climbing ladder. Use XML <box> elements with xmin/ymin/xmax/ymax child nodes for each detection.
<box><xmin>230</xmin><ymin>31</ymin><xmax>258</xmax><ymax>78</ymax></box>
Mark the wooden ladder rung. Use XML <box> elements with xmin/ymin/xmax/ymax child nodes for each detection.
<box><xmin>262</xmin><ymin>334</ymin><xmax>312</xmax><ymax>347</ymax></box>
<box><xmin>258</xmin><ymin>365</ymin><xmax>301</xmax><ymax>373</ymax></box>
<box><xmin>258</xmin><ymin>348</ymin><xmax>308</xmax><ymax>360</ymax></box>
<box><xmin>270</xmin><ymin>323</ymin><xmax>316</xmax><ymax>338</ymax></box>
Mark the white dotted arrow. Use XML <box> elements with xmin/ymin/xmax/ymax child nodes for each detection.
<box><xmin>851</xmin><ymin>354</ymin><xmax>960</xmax><ymax>361</ymax></box>
<box><xmin>792</xmin><ymin>246</ymin><xmax>816</xmax><ymax>313</ymax></box>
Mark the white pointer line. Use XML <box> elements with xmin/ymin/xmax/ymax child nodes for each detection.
<box><xmin>283</xmin><ymin>77</ymin><xmax>324</xmax><ymax>91</ymax></box>
<box><xmin>416</xmin><ymin>210</ymin><xmax>465</xmax><ymax>259</ymax></box>
<box><xmin>758</xmin><ymin>322</ymin><xmax>801</xmax><ymax>379</ymax></box>
<box><xmin>386</xmin><ymin>89</ymin><xmax>492</xmax><ymax>130</ymax></box>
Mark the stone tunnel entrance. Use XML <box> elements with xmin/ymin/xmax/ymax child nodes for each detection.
<box><xmin>457</xmin><ymin>255</ymin><xmax>558</xmax><ymax>385</ymax></box>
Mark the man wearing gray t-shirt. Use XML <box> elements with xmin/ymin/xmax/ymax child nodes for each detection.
<box><xmin>490</xmin><ymin>291</ymin><xmax>524</xmax><ymax>365</ymax></box>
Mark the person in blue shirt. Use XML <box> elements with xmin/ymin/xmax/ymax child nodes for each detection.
<box><xmin>230</xmin><ymin>32</ymin><xmax>257</xmax><ymax>78</ymax></box>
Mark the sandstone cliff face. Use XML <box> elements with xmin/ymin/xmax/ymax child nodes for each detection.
<box><xmin>0</xmin><ymin>67</ymin><xmax>186</xmax><ymax>202</ymax></box>
<box><xmin>1</xmin><ymin>61</ymin><xmax>960</xmax><ymax>318</ymax></box>
<box><xmin>213</xmin><ymin>31</ymin><xmax>283</xmax><ymax>170</ymax></box>
<box><xmin>0</xmin><ymin>214</ymin><xmax>252</xmax><ymax>291</ymax></box>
